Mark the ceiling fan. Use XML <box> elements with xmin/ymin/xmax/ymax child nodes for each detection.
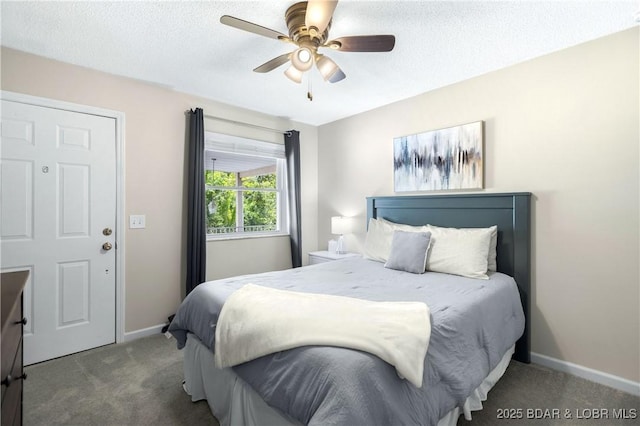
<box><xmin>220</xmin><ymin>0</ymin><xmax>395</xmax><ymax>100</ymax></box>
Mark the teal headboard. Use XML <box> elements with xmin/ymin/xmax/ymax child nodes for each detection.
<box><xmin>366</xmin><ymin>192</ymin><xmax>531</xmax><ymax>363</ymax></box>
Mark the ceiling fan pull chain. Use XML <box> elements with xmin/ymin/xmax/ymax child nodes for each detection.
<box><xmin>307</xmin><ymin>76</ymin><xmax>313</xmax><ymax>101</ymax></box>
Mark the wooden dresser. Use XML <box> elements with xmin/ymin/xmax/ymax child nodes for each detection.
<box><xmin>1</xmin><ymin>270</ymin><xmax>29</xmax><ymax>426</ymax></box>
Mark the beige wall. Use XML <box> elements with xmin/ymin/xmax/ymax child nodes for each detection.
<box><xmin>317</xmin><ymin>28</ymin><xmax>639</xmax><ymax>382</ymax></box>
<box><xmin>0</xmin><ymin>47</ymin><xmax>318</xmax><ymax>333</ymax></box>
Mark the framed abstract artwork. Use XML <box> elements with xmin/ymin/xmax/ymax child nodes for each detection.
<box><xmin>393</xmin><ymin>121</ymin><xmax>484</xmax><ymax>192</ymax></box>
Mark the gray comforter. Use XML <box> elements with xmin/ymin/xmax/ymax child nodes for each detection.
<box><xmin>169</xmin><ymin>256</ymin><xmax>524</xmax><ymax>426</ymax></box>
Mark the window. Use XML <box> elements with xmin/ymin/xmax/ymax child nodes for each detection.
<box><xmin>205</xmin><ymin>132</ymin><xmax>288</xmax><ymax>238</ymax></box>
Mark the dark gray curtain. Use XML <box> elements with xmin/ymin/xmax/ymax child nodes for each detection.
<box><xmin>186</xmin><ymin>108</ymin><xmax>206</xmax><ymax>295</ymax></box>
<box><xmin>284</xmin><ymin>130</ymin><xmax>302</xmax><ymax>268</ymax></box>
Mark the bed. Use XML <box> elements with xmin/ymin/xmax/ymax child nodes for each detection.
<box><xmin>169</xmin><ymin>192</ymin><xmax>531</xmax><ymax>426</ymax></box>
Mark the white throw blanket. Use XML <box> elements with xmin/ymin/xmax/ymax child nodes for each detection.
<box><xmin>214</xmin><ymin>284</ymin><xmax>431</xmax><ymax>388</ymax></box>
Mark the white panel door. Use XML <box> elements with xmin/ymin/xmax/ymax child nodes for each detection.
<box><xmin>1</xmin><ymin>100</ymin><xmax>116</xmax><ymax>365</ymax></box>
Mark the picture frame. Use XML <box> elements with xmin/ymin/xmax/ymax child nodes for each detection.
<box><xmin>393</xmin><ymin>121</ymin><xmax>484</xmax><ymax>192</ymax></box>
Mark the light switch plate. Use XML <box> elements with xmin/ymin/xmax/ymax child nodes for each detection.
<box><xmin>129</xmin><ymin>214</ymin><xmax>146</xmax><ymax>229</ymax></box>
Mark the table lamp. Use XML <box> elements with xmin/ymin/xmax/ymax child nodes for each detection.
<box><xmin>331</xmin><ymin>216</ymin><xmax>349</xmax><ymax>254</ymax></box>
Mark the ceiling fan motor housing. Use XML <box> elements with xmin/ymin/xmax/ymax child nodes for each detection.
<box><xmin>285</xmin><ymin>1</ymin><xmax>331</xmax><ymax>48</ymax></box>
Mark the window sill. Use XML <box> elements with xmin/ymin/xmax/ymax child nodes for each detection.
<box><xmin>207</xmin><ymin>231</ymin><xmax>290</xmax><ymax>242</ymax></box>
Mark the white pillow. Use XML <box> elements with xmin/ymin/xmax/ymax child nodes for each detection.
<box><xmin>424</xmin><ymin>225</ymin><xmax>493</xmax><ymax>279</ymax></box>
<box><xmin>487</xmin><ymin>226</ymin><xmax>498</xmax><ymax>271</ymax></box>
<box><xmin>427</xmin><ymin>224</ymin><xmax>498</xmax><ymax>272</ymax></box>
<box><xmin>363</xmin><ymin>218</ymin><xmax>429</xmax><ymax>262</ymax></box>
<box><xmin>378</xmin><ymin>217</ymin><xmax>429</xmax><ymax>234</ymax></box>
<box><xmin>362</xmin><ymin>218</ymin><xmax>395</xmax><ymax>262</ymax></box>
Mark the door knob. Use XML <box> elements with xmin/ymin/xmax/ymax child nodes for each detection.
<box><xmin>102</xmin><ymin>242</ymin><xmax>113</xmax><ymax>251</ymax></box>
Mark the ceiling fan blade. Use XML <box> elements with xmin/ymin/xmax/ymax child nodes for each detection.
<box><xmin>220</xmin><ymin>15</ymin><xmax>288</xmax><ymax>40</ymax></box>
<box><xmin>305</xmin><ymin>0</ymin><xmax>338</xmax><ymax>35</ymax></box>
<box><xmin>328</xmin><ymin>35</ymin><xmax>396</xmax><ymax>52</ymax></box>
<box><xmin>254</xmin><ymin>53</ymin><xmax>292</xmax><ymax>73</ymax></box>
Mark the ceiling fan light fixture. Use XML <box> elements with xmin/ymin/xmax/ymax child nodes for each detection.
<box><xmin>284</xmin><ymin>65</ymin><xmax>303</xmax><ymax>83</ymax></box>
<box><xmin>291</xmin><ymin>47</ymin><xmax>313</xmax><ymax>71</ymax></box>
<box><xmin>316</xmin><ymin>55</ymin><xmax>339</xmax><ymax>81</ymax></box>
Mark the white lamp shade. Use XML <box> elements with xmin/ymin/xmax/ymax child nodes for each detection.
<box><xmin>316</xmin><ymin>55</ymin><xmax>339</xmax><ymax>81</ymax></box>
<box><xmin>291</xmin><ymin>47</ymin><xmax>313</xmax><ymax>72</ymax></box>
<box><xmin>284</xmin><ymin>65</ymin><xmax>303</xmax><ymax>83</ymax></box>
<box><xmin>331</xmin><ymin>216</ymin><xmax>350</xmax><ymax>235</ymax></box>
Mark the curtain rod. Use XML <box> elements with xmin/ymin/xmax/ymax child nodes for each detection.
<box><xmin>204</xmin><ymin>114</ymin><xmax>292</xmax><ymax>137</ymax></box>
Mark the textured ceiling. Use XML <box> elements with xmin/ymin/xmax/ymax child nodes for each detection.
<box><xmin>1</xmin><ymin>1</ymin><xmax>637</xmax><ymax>126</ymax></box>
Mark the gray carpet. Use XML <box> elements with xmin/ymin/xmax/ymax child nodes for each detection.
<box><xmin>457</xmin><ymin>360</ymin><xmax>639</xmax><ymax>425</ymax></box>
<box><xmin>24</xmin><ymin>335</ymin><xmax>638</xmax><ymax>426</ymax></box>
<box><xmin>24</xmin><ymin>335</ymin><xmax>217</xmax><ymax>426</ymax></box>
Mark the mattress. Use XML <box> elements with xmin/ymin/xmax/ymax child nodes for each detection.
<box><xmin>169</xmin><ymin>256</ymin><xmax>525</xmax><ymax>425</ymax></box>
<box><xmin>183</xmin><ymin>332</ymin><xmax>516</xmax><ymax>426</ymax></box>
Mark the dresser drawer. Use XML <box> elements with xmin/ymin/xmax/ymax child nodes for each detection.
<box><xmin>1</xmin><ymin>378</ymin><xmax>22</xmax><ymax>426</ymax></box>
<box><xmin>1</xmin><ymin>305</ymin><xmax>22</xmax><ymax>397</ymax></box>
<box><xmin>1</xmin><ymin>342</ymin><xmax>22</xmax><ymax>423</ymax></box>
<box><xmin>9</xmin><ymin>395</ymin><xmax>21</xmax><ymax>426</ymax></box>
<box><xmin>1</xmin><ymin>270</ymin><xmax>27</xmax><ymax>426</ymax></box>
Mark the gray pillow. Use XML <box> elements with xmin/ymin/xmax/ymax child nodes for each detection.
<box><xmin>384</xmin><ymin>230</ymin><xmax>431</xmax><ymax>274</ymax></box>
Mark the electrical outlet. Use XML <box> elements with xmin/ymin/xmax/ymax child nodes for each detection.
<box><xmin>129</xmin><ymin>215</ymin><xmax>146</xmax><ymax>229</ymax></box>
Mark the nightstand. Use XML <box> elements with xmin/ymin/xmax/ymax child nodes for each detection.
<box><xmin>308</xmin><ymin>251</ymin><xmax>359</xmax><ymax>265</ymax></box>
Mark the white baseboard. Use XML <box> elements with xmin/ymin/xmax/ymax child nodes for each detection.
<box><xmin>531</xmin><ymin>352</ymin><xmax>640</xmax><ymax>397</ymax></box>
<box><xmin>123</xmin><ymin>324</ymin><xmax>166</xmax><ymax>342</ymax></box>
